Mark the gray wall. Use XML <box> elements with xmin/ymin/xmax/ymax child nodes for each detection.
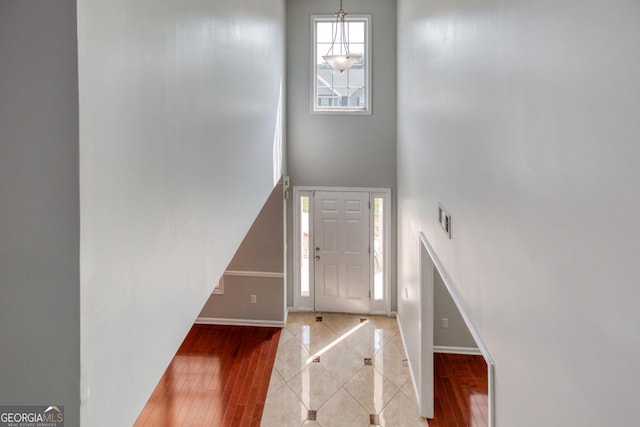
<box><xmin>77</xmin><ymin>0</ymin><xmax>285</xmax><ymax>425</ymax></box>
<box><xmin>397</xmin><ymin>0</ymin><xmax>640</xmax><ymax>425</ymax></box>
<box><xmin>0</xmin><ymin>1</ymin><xmax>80</xmax><ymax>423</ymax></box>
<box><xmin>286</xmin><ymin>0</ymin><xmax>397</xmax><ymax>309</ymax></box>
<box><xmin>200</xmin><ymin>181</ymin><xmax>285</xmax><ymax>322</ymax></box>
<box><xmin>433</xmin><ymin>270</ymin><xmax>476</xmax><ymax>349</ymax></box>
<box><xmin>199</xmin><ymin>276</ymin><xmax>284</xmax><ymax>322</ymax></box>
<box><xmin>287</xmin><ymin>0</ymin><xmax>396</xmax><ymax>188</ymax></box>
<box><xmin>227</xmin><ymin>181</ymin><xmax>284</xmax><ymax>273</ymax></box>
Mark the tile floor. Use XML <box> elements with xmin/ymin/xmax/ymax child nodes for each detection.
<box><xmin>261</xmin><ymin>312</ymin><xmax>429</xmax><ymax>427</ymax></box>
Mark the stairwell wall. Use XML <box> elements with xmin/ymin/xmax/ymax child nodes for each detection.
<box><xmin>397</xmin><ymin>0</ymin><xmax>640</xmax><ymax>425</ymax></box>
<box><xmin>77</xmin><ymin>0</ymin><xmax>285</xmax><ymax>424</ymax></box>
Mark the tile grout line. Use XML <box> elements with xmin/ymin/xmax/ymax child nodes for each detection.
<box><xmin>264</xmin><ymin>313</ymin><xmax>415</xmax><ymax>427</ymax></box>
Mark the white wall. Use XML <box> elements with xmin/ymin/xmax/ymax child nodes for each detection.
<box><xmin>286</xmin><ymin>0</ymin><xmax>397</xmax><ymax>308</ymax></box>
<box><xmin>0</xmin><ymin>1</ymin><xmax>80</xmax><ymax>422</ymax></box>
<box><xmin>77</xmin><ymin>0</ymin><xmax>285</xmax><ymax>424</ymax></box>
<box><xmin>397</xmin><ymin>0</ymin><xmax>640</xmax><ymax>425</ymax></box>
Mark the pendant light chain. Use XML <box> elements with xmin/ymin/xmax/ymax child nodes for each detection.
<box><xmin>326</xmin><ymin>0</ymin><xmax>351</xmax><ymax>57</ymax></box>
<box><xmin>321</xmin><ymin>0</ymin><xmax>361</xmax><ymax>72</ymax></box>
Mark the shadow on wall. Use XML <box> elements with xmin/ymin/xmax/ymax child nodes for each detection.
<box><xmin>433</xmin><ymin>269</ymin><xmax>477</xmax><ymax>351</ymax></box>
<box><xmin>198</xmin><ymin>179</ymin><xmax>285</xmax><ymax>325</ymax></box>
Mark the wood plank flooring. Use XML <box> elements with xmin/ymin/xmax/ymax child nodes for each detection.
<box><xmin>429</xmin><ymin>353</ymin><xmax>489</xmax><ymax>427</ymax></box>
<box><xmin>134</xmin><ymin>324</ymin><xmax>281</xmax><ymax>427</ymax></box>
<box><xmin>134</xmin><ymin>323</ymin><xmax>486</xmax><ymax>427</ymax></box>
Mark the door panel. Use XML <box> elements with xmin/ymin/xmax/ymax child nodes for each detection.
<box><xmin>346</xmin><ymin>219</ymin><xmax>364</xmax><ymax>253</ymax></box>
<box><xmin>347</xmin><ymin>265</ymin><xmax>362</xmax><ymax>298</ymax></box>
<box><xmin>321</xmin><ymin>219</ymin><xmax>338</xmax><ymax>252</ymax></box>
<box><xmin>315</xmin><ymin>191</ymin><xmax>370</xmax><ymax>314</ymax></box>
<box><xmin>322</xmin><ymin>264</ymin><xmax>338</xmax><ymax>297</ymax></box>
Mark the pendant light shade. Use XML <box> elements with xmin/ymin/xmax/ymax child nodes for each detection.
<box><xmin>323</xmin><ymin>54</ymin><xmax>361</xmax><ymax>72</ymax></box>
<box><xmin>322</xmin><ymin>0</ymin><xmax>361</xmax><ymax>72</ymax></box>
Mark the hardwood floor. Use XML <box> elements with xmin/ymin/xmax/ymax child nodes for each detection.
<box><xmin>134</xmin><ymin>324</ymin><xmax>281</xmax><ymax>427</ymax></box>
<box><xmin>429</xmin><ymin>353</ymin><xmax>489</xmax><ymax>427</ymax></box>
<box><xmin>134</xmin><ymin>323</ymin><xmax>486</xmax><ymax>427</ymax></box>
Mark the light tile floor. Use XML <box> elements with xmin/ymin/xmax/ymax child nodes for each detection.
<box><xmin>261</xmin><ymin>312</ymin><xmax>429</xmax><ymax>427</ymax></box>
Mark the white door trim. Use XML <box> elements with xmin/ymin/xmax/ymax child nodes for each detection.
<box><xmin>370</xmin><ymin>189</ymin><xmax>391</xmax><ymax>315</ymax></box>
<box><xmin>293</xmin><ymin>186</ymin><xmax>391</xmax><ymax>315</ymax></box>
<box><xmin>293</xmin><ymin>189</ymin><xmax>314</xmax><ymax>311</ymax></box>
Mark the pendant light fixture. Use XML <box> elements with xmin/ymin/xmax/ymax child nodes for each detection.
<box><xmin>322</xmin><ymin>0</ymin><xmax>362</xmax><ymax>72</ymax></box>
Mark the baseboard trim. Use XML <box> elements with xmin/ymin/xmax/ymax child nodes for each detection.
<box><xmin>195</xmin><ymin>317</ymin><xmax>285</xmax><ymax>328</ymax></box>
<box><xmin>396</xmin><ymin>315</ymin><xmax>421</xmax><ymax>404</ymax></box>
<box><xmin>224</xmin><ymin>270</ymin><xmax>284</xmax><ymax>279</ymax></box>
<box><xmin>434</xmin><ymin>345</ymin><xmax>482</xmax><ymax>355</ymax></box>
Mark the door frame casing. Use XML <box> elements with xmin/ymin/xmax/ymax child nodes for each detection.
<box><xmin>293</xmin><ymin>186</ymin><xmax>391</xmax><ymax>315</ymax></box>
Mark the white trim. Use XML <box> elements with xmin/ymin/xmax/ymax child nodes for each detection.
<box><xmin>396</xmin><ymin>313</ymin><xmax>421</xmax><ymax>405</ymax></box>
<box><xmin>295</xmin><ymin>186</ymin><xmax>390</xmax><ymax>193</ymax></box>
<box><xmin>310</xmin><ymin>14</ymin><xmax>372</xmax><ymax>115</ymax></box>
<box><xmin>212</xmin><ymin>277</ymin><xmax>224</xmax><ymax>295</ymax></box>
<box><xmin>418</xmin><ymin>239</ymin><xmax>435</xmax><ymax>418</ymax></box>
<box><xmin>293</xmin><ymin>187</ymin><xmax>391</xmax><ymax>315</ymax></box>
<box><xmin>293</xmin><ymin>189</ymin><xmax>315</xmax><ymax>311</ymax></box>
<box><xmin>195</xmin><ymin>317</ymin><xmax>285</xmax><ymax>328</ymax></box>
<box><xmin>418</xmin><ymin>233</ymin><xmax>495</xmax><ymax>366</ymax></box>
<box><xmin>434</xmin><ymin>346</ymin><xmax>482</xmax><ymax>355</ymax></box>
<box><xmin>419</xmin><ymin>232</ymin><xmax>496</xmax><ymax>427</ymax></box>
<box><xmin>223</xmin><ymin>270</ymin><xmax>284</xmax><ymax>279</ymax></box>
<box><xmin>370</xmin><ymin>191</ymin><xmax>391</xmax><ymax>315</ymax></box>
<box><xmin>283</xmin><ymin>187</ymin><xmax>289</xmax><ymax>328</ymax></box>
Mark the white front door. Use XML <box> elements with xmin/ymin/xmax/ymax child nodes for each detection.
<box><xmin>314</xmin><ymin>191</ymin><xmax>370</xmax><ymax>313</ymax></box>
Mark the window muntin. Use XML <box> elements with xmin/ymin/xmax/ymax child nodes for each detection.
<box><xmin>312</xmin><ymin>15</ymin><xmax>370</xmax><ymax>114</ymax></box>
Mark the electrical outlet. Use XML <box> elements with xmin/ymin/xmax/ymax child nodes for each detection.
<box><xmin>250</xmin><ymin>295</ymin><xmax>257</xmax><ymax>304</ymax></box>
<box><xmin>441</xmin><ymin>318</ymin><xmax>449</xmax><ymax>328</ymax></box>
